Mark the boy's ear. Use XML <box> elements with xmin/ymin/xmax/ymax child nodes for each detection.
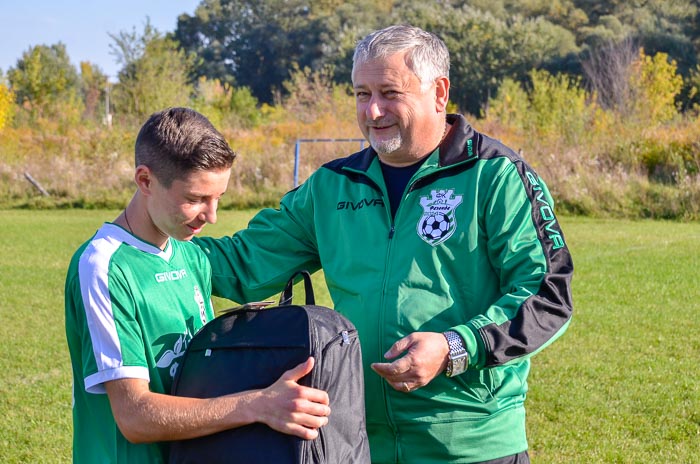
<box><xmin>134</xmin><ymin>165</ymin><xmax>154</xmax><ymax>195</ymax></box>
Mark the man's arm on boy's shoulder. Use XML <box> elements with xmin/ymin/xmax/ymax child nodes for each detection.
<box><xmin>104</xmin><ymin>357</ymin><xmax>330</xmax><ymax>443</ymax></box>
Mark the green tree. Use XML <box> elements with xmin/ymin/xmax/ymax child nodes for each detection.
<box><xmin>7</xmin><ymin>43</ymin><xmax>82</xmax><ymax>119</ymax></box>
<box><xmin>175</xmin><ymin>0</ymin><xmax>385</xmax><ymax>103</ymax></box>
<box><xmin>470</xmin><ymin>0</ymin><xmax>589</xmax><ymax>31</ymax></box>
<box><xmin>314</xmin><ymin>0</ymin><xmax>389</xmax><ymax>85</ymax></box>
<box><xmin>578</xmin><ymin>14</ymin><xmax>630</xmax><ymax>49</ymax></box>
<box><xmin>174</xmin><ymin>0</ymin><xmax>314</xmax><ymax>103</ymax></box>
<box><xmin>394</xmin><ymin>4</ymin><xmax>579</xmax><ymax>114</ymax></box>
<box><xmin>573</xmin><ymin>0</ymin><xmax>626</xmax><ymax>24</ymax></box>
<box><xmin>576</xmin><ymin>1</ymin><xmax>698</xmax><ymax>75</ymax></box>
<box><xmin>171</xmin><ymin>0</ymin><xmax>700</xmax><ymax>116</ymax></box>
<box><xmin>629</xmin><ymin>1</ymin><xmax>697</xmax><ymax>76</ymax></box>
<box><xmin>110</xmin><ymin>20</ymin><xmax>195</xmax><ymax>119</ymax></box>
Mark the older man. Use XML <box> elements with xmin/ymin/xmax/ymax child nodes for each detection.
<box><xmin>195</xmin><ymin>25</ymin><xmax>573</xmax><ymax>463</ymax></box>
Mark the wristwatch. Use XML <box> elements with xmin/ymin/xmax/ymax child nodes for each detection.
<box><xmin>443</xmin><ymin>330</ymin><xmax>468</xmax><ymax>377</ymax></box>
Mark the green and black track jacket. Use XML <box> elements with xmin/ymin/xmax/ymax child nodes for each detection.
<box><xmin>194</xmin><ymin>114</ymin><xmax>574</xmax><ymax>463</ymax></box>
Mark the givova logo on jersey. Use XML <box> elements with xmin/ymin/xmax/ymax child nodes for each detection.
<box><xmin>155</xmin><ymin>269</ymin><xmax>187</xmax><ymax>283</ymax></box>
<box><xmin>417</xmin><ymin>189</ymin><xmax>463</xmax><ymax>246</ymax></box>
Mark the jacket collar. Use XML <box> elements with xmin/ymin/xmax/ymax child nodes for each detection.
<box><xmin>440</xmin><ymin>114</ymin><xmax>478</xmax><ymax>167</ymax></box>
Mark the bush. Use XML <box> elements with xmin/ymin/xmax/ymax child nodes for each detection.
<box><xmin>485</xmin><ymin>69</ymin><xmax>594</xmax><ymax>146</ymax></box>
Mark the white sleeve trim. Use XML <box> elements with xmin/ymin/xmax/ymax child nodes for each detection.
<box><xmin>84</xmin><ymin>366</ymin><xmax>150</xmax><ymax>394</ymax></box>
<box><xmin>78</xmin><ymin>231</ymin><xmax>126</xmax><ymax>374</ymax></box>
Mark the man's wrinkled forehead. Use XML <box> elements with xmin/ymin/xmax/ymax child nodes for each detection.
<box><xmin>352</xmin><ymin>52</ymin><xmax>414</xmax><ymax>85</ymax></box>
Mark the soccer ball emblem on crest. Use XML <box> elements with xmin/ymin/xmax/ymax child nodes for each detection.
<box><xmin>421</xmin><ymin>214</ymin><xmax>451</xmax><ymax>240</ymax></box>
<box><xmin>416</xmin><ymin>189</ymin><xmax>463</xmax><ymax>246</ymax></box>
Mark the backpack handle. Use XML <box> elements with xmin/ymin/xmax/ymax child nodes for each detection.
<box><xmin>279</xmin><ymin>270</ymin><xmax>315</xmax><ymax>306</ymax></box>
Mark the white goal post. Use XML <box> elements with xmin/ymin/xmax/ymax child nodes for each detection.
<box><xmin>294</xmin><ymin>138</ymin><xmax>366</xmax><ymax>187</ymax></box>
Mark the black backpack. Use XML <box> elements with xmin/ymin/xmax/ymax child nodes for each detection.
<box><xmin>169</xmin><ymin>271</ymin><xmax>370</xmax><ymax>463</ymax></box>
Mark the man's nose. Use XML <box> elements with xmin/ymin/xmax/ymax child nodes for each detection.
<box><xmin>366</xmin><ymin>96</ymin><xmax>384</xmax><ymax>120</ymax></box>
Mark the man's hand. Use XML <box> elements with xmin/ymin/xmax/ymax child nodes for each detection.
<box><xmin>370</xmin><ymin>332</ymin><xmax>449</xmax><ymax>392</ymax></box>
<box><xmin>256</xmin><ymin>357</ymin><xmax>331</xmax><ymax>439</ymax></box>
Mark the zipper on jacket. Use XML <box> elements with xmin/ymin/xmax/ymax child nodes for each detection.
<box><xmin>391</xmin><ymin>170</ymin><xmax>425</xmax><ymax>234</ymax></box>
<box><xmin>378</xmin><ymin>218</ymin><xmax>400</xmax><ymax>437</ymax></box>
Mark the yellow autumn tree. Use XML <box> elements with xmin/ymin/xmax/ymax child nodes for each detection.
<box><xmin>629</xmin><ymin>49</ymin><xmax>683</xmax><ymax>125</ymax></box>
<box><xmin>0</xmin><ymin>81</ymin><xmax>15</xmax><ymax>130</ymax></box>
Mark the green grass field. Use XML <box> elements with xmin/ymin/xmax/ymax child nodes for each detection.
<box><xmin>1</xmin><ymin>210</ymin><xmax>698</xmax><ymax>463</ymax></box>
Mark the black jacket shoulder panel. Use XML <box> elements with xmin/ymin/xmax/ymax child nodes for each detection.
<box><xmin>442</xmin><ymin>114</ymin><xmax>521</xmax><ymax>167</ymax></box>
<box><xmin>322</xmin><ymin>147</ymin><xmax>375</xmax><ymax>173</ymax></box>
<box><xmin>320</xmin><ymin>148</ymin><xmax>382</xmax><ymax>191</ymax></box>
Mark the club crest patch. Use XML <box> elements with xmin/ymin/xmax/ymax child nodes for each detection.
<box><xmin>417</xmin><ymin>189</ymin><xmax>463</xmax><ymax>246</ymax></box>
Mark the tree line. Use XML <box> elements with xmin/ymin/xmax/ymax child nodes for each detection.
<box><xmin>1</xmin><ymin>0</ymin><xmax>700</xmax><ymax>126</ymax></box>
<box><xmin>1</xmin><ymin>0</ymin><xmax>700</xmax><ymax>219</ymax></box>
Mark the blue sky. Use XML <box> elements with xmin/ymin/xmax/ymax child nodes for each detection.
<box><xmin>1</xmin><ymin>0</ymin><xmax>202</xmax><ymax>80</ymax></box>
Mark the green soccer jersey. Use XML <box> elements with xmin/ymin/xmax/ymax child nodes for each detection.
<box><xmin>65</xmin><ymin>223</ymin><xmax>215</xmax><ymax>463</ymax></box>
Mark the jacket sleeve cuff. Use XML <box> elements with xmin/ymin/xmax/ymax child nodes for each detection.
<box><xmin>451</xmin><ymin>325</ymin><xmax>486</xmax><ymax>370</ymax></box>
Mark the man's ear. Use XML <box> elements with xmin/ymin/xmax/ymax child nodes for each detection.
<box><xmin>435</xmin><ymin>76</ymin><xmax>450</xmax><ymax>112</ymax></box>
<box><xmin>134</xmin><ymin>165</ymin><xmax>154</xmax><ymax>196</ymax></box>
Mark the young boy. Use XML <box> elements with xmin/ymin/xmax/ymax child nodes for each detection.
<box><xmin>64</xmin><ymin>107</ymin><xmax>330</xmax><ymax>463</ymax></box>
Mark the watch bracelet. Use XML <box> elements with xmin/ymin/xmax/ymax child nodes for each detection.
<box><xmin>443</xmin><ymin>330</ymin><xmax>467</xmax><ymax>377</ymax></box>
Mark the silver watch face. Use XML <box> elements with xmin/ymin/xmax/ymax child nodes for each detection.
<box><xmin>451</xmin><ymin>355</ymin><xmax>467</xmax><ymax>375</ymax></box>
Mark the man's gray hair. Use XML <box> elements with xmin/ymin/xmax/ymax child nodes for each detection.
<box><xmin>352</xmin><ymin>24</ymin><xmax>450</xmax><ymax>91</ymax></box>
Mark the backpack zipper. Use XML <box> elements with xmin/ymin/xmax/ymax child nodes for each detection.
<box><xmin>309</xmin><ymin>328</ymin><xmax>358</xmax><ymax>462</ymax></box>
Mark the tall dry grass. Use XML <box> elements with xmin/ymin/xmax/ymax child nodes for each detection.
<box><xmin>477</xmin><ymin>113</ymin><xmax>700</xmax><ymax>220</ymax></box>
<box><xmin>1</xmin><ymin>65</ymin><xmax>699</xmax><ymax>219</ymax></box>
<box><xmin>480</xmin><ymin>59</ymin><xmax>700</xmax><ymax>221</ymax></box>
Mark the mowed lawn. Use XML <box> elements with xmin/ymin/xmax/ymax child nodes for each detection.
<box><xmin>0</xmin><ymin>210</ymin><xmax>698</xmax><ymax>463</ymax></box>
